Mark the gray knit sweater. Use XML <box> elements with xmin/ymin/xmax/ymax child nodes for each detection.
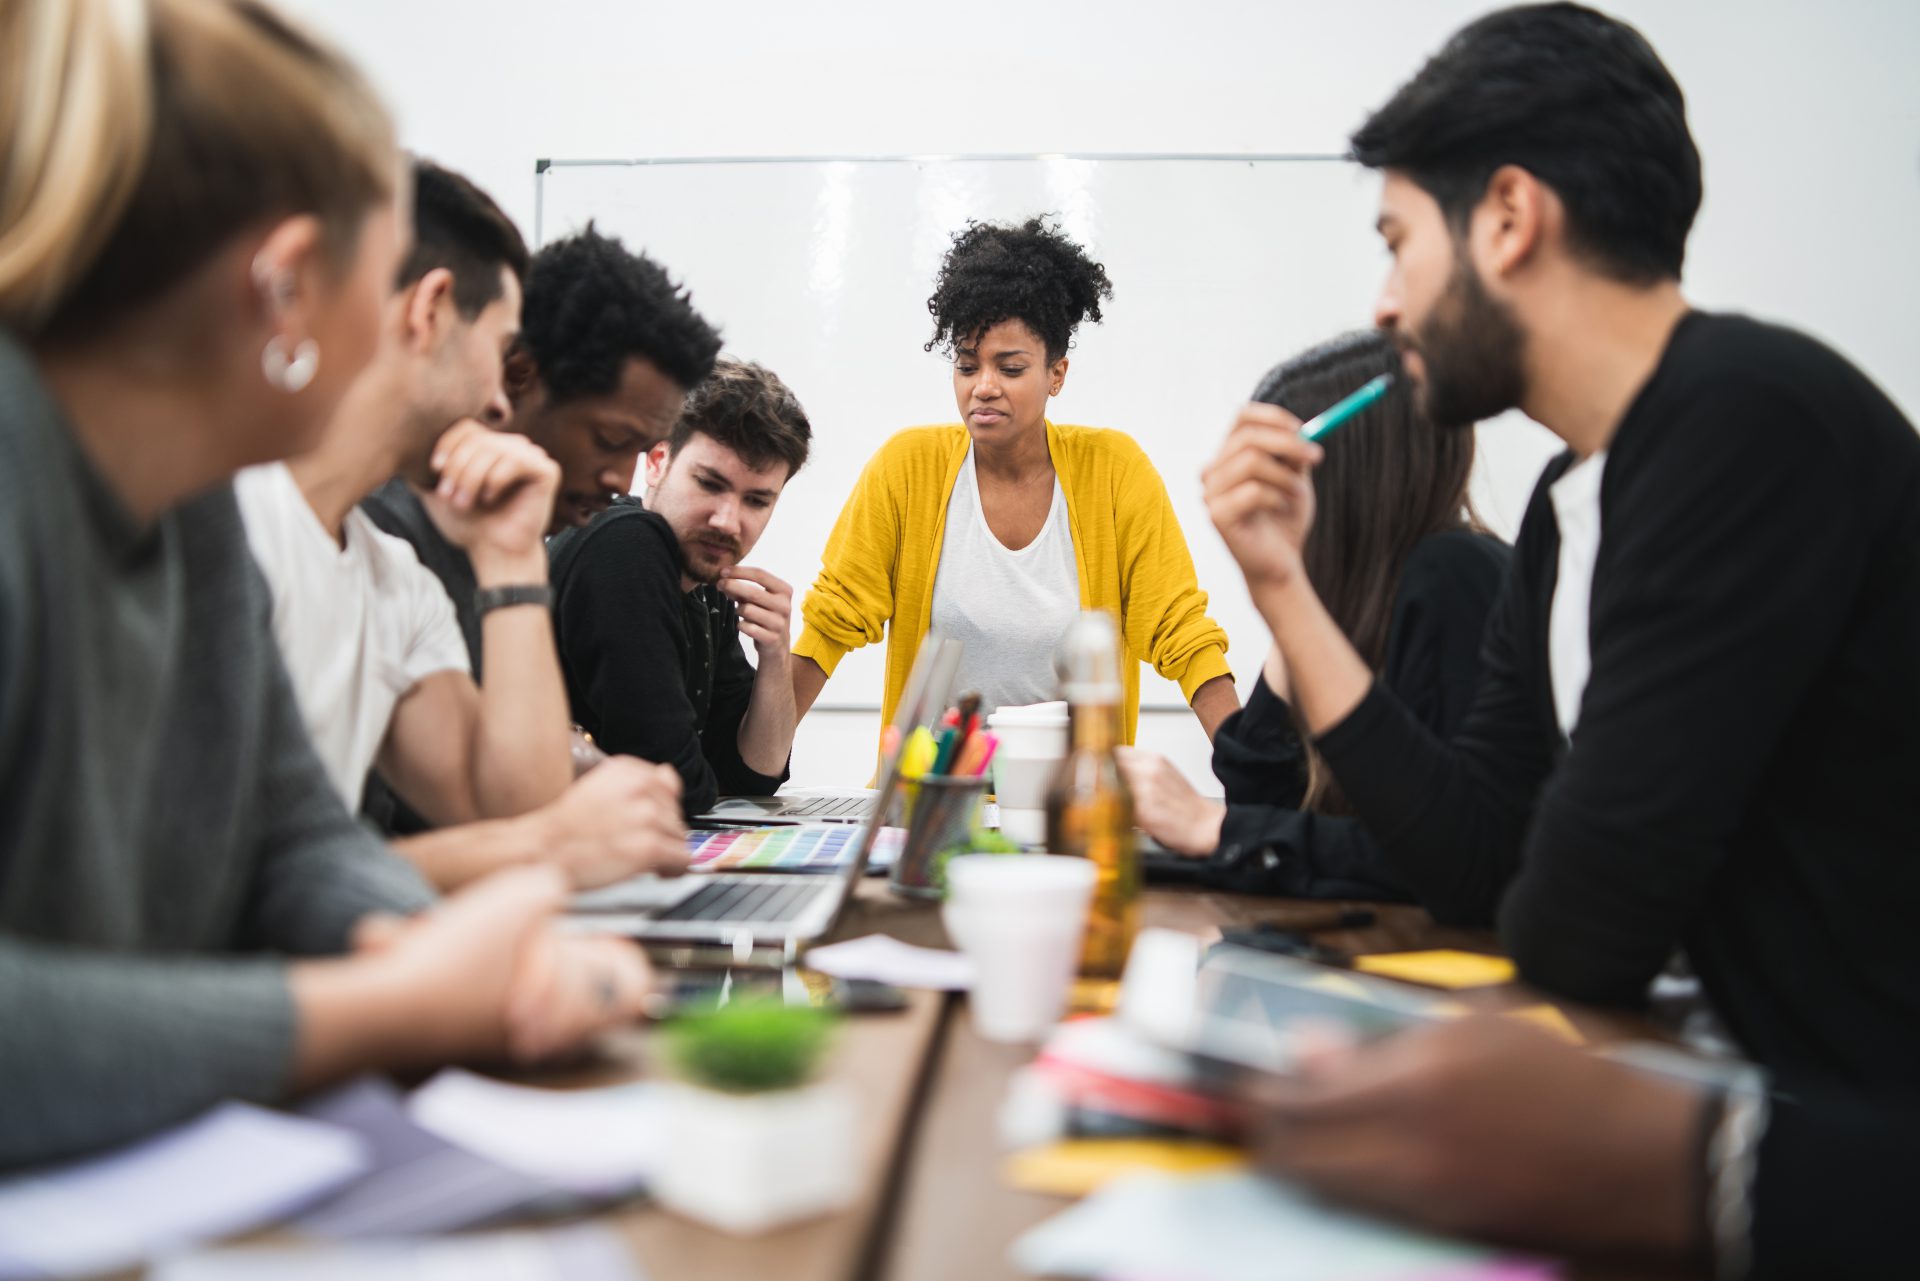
<box><xmin>0</xmin><ymin>335</ymin><xmax>435</xmax><ymax>1168</ymax></box>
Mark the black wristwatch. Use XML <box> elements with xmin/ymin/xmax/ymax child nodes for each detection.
<box><xmin>474</xmin><ymin>583</ymin><xmax>552</xmax><ymax>616</ymax></box>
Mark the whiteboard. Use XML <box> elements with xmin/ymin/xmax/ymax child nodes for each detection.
<box><xmin>535</xmin><ymin>155</ymin><xmax>1561</xmax><ymax>710</ymax></box>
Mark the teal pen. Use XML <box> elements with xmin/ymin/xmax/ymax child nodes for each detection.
<box><xmin>1300</xmin><ymin>373</ymin><xmax>1395</xmax><ymax>443</ymax></box>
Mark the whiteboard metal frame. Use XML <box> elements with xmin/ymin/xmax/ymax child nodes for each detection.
<box><xmin>532</xmin><ymin>152</ymin><xmax>1346</xmax><ymax>248</ymax></box>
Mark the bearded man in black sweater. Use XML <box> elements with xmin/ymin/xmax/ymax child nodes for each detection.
<box><xmin>1205</xmin><ymin>5</ymin><xmax>1920</xmax><ymax>1275</ymax></box>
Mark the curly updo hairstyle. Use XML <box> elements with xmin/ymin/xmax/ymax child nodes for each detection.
<box><xmin>924</xmin><ymin>216</ymin><xmax>1113</xmax><ymax>363</ymax></box>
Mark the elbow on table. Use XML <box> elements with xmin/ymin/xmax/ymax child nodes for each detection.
<box><xmin>1498</xmin><ymin>891</ymin><xmax>1656</xmax><ymax>1011</ymax></box>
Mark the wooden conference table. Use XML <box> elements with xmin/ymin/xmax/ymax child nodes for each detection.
<box><xmin>505</xmin><ymin>876</ymin><xmax>1682</xmax><ymax>1281</ymax></box>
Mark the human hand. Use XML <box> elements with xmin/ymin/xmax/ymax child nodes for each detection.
<box><xmin>720</xmin><ymin>566</ymin><xmax>795</xmax><ymax>665</ymax></box>
<box><xmin>1240</xmin><ymin>1015</ymin><xmax>1705</xmax><ymax>1258</ymax></box>
<box><xmin>345</xmin><ymin>865</ymin><xmax>566</xmax><ymax>1063</ymax></box>
<box><xmin>1116</xmin><ymin>747</ymin><xmax>1225</xmax><ymax>857</ymax></box>
<box><xmin>1202</xmin><ymin>404</ymin><xmax>1323</xmax><ymax>590</ymax></box>
<box><xmin>502</xmin><ymin>929</ymin><xmax>655</xmax><ymax>1062</ymax></box>
<box><xmin>423</xmin><ymin>419</ymin><xmax>562</xmax><ymax>582</ymax></box>
<box><xmin>538</xmin><ymin>755</ymin><xmax>689</xmax><ymax>889</ymax></box>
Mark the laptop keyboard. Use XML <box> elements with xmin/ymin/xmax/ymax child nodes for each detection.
<box><xmin>657</xmin><ymin>879</ymin><xmax>827</xmax><ymax>924</ymax></box>
<box><xmin>785</xmin><ymin>795</ymin><xmax>874</xmax><ymax>818</ymax></box>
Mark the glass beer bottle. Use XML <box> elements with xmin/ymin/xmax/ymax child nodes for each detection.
<box><xmin>1044</xmin><ymin>611</ymin><xmax>1140</xmax><ymax>978</ymax></box>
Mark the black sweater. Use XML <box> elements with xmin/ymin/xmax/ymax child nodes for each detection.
<box><xmin>1314</xmin><ymin>313</ymin><xmax>1920</xmax><ymax>1095</ymax></box>
<box><xmin>1202</xmin><ymin>529</ymin><xmax>1510</xmax><ymax>903</ymax></box>
<box><xmin>548</xmin><ymin>497</ymin><xmax>787</xmax><ymax>816</ymax></box>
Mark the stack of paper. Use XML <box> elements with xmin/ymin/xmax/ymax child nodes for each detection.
<box><xmin>407</xmin><ymin>1069</ymin><xmax>667</xmax><ymax>1198</ymax></box>
<box><xmin>1012</xmin><ymin>1171</ymin><xmax>1550</xmax><ymax>1281</ymax></box>
<box><xmin>293</xmin><ymin>1078</ymin><xmax>574</xmax><ymax>1237</ymax></box>
<box><xmin>153</xmin><ymin>1224</ymin><xmax>643</xmax><ymax>1281</ymax></box>
<box><xmin>803</xmin><ymin>933</ymin><xmax>975</xmax><ymax>990</ymax></box>
<box><xmin>0</xmin><ymin>1103</ymin><xmax>367</xmax><ymax>1280</ymax></box>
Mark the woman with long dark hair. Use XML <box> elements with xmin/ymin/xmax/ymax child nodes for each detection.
<box><xmin>1119</xmin><ymin>329</ymin><xmax>1509</xmax><ymax>906</ymax></box>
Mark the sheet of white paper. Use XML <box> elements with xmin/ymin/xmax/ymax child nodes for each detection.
<box><xmin>0</xmin><ymin>1103</ymin><xmax>368</xmax><ymax>1280</ymax></box>
<box><xmin>803</xmin><ymin>933</ymin><xmax>975</xmax><ymax>990</ymax></box>
<box><xmin>407</xmin><ymin>1070</ymin><xmax>665</xmax><ymax>1198</ymax></box>
<box><xmin>153</xmin><ymin>1223</ymin><xmax>643</xmax><ymax>1281</ymax></box>
<box><xmin>1012</xmin><ymin>1171</ymin><xmax>1541</xmax><ymax>1281</ymax></box>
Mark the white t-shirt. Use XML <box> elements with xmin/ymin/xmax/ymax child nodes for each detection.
<box><xmin>235</xmin><ymin>462</ymin><xmax>470</xmax><ymax>807</ymax></box>
<box><xmin>929</xmin><ymin>448</ymin><xmax>1081</xmax><ymax>717</ymax></box>
<box><xmin>1547</xmin><ymin>451</ymin><xmax>1608</xmax><ymax>740</ymax></box>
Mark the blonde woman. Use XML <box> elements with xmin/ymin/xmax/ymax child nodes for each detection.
<box><xmin>0</xmin><ymin>0</ymin><xmax>649</xmax><ymax>1168</ymax></box>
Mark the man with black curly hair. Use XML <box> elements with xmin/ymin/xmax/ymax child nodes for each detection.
<box><xmin>795</xmin><ymin>216</ymin><xmax>1237</xmax><ymax>743</ymax></box>
<box><xmin>549</xmin><ymin>360</ymin><xmax>813</xmax><ymax>817</ymax></box>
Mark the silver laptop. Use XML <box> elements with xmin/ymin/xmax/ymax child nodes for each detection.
<box><xmin>562</xmin><ymin>637</ymin><xmax>962</xmax><ymax>968</ymax></box>
<box><xmin>699</xmin><ymin>790</ymin><xmax>875</xmax><ymax>824</ymax></box>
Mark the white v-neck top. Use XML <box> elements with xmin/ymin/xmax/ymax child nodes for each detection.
<box><xmin>929</xmin><ymin>448</ymin><xmax>1080</xmax><ymax>716</ymax></box>
<box><xmin>1548</xmin><ymin>451</ymin><xmax>1608</xmax><ymax>739</ymax></box>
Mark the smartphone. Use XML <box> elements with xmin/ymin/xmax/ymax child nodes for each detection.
<box><xmin>645</xmin><ymin>969</ymin><xmax>908</xmax><ymax>1018</ymax></box>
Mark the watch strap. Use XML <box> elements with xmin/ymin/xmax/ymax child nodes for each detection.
<box><xmin>474</xmin><ymin>583</ymin><xmax>552</xmax><ymax>616</ymax></box>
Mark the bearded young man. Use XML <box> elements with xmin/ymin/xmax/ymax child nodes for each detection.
<box><xmin>1201</xmin><ymin>7</ymin><xmax>1920</xmax><ymax>1274</ymax></box>
<box><xmin>547</xmin><ymin>360</ymin><xmax>812</xmax><ymax>817</ymax></box>
<box><xmin>1204</xmin><ymin>2</ymin><xmax>1920</xmax><ymax>1089</ymax></box>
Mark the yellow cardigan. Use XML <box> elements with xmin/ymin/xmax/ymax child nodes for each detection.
<box><xmin>794</xmin><ymin>421</ymin><xmax>1232</xmax><ymax>741</ymax></box>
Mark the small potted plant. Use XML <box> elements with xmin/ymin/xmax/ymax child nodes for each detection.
<box><xmin>653</xmin><ymin>999</ymin><xmax>856</xmax><ymax>1234</ymax></box>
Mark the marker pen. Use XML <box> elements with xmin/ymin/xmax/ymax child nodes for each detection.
<box><xmin>1299</xmin><ymin>373</ymin><xmax>1394</xmax><ymax>443</ymax></box>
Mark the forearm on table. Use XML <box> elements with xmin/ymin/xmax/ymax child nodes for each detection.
<box><xmin>285</xmin><ymin>952</ymin><xmax>446</xmax><ymax>1092</ymax></box>
<box><xmin>391</xmin><ymin>812</ymin><xmax>547</xmax><ymax>892</ymax></box>
<box><xmin>1250</xmin><ymin>575</ymin><xmax>1371</xmax><ymax>736</ymax></box>
<box><xmin>0</xmin><ymin>944</ymin><xmax>296</xmax><ymax>1167</ymax></box>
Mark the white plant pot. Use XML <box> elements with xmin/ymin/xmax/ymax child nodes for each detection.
<box><xmin>653</xmin><ymin>1079</ymin><xmax>859</xmax><ymax>1235</ymax></box>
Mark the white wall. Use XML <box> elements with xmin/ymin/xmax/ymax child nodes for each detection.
<box><xmin>282</xmin><ymin>0</ymin><xmax>1920</xmax><ymax>790</ymax></box>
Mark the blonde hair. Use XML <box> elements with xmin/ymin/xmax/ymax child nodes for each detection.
<box><xmin>0</xmin><ymin>0</ymin><xmax>396</xmax><ymax>338</ymax></box>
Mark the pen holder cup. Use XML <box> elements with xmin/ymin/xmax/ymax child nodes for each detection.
<box><xmin>888</xmin><ymin>775</ymin><xmax>992</xmax><ymax>901</ymax></box>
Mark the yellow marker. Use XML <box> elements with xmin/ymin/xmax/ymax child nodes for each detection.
<box><xmin>1353</xmin><ymin>949</ymin><xmax>1517</xmax><ymax>990</ymax></box>
<box><xmin>901</xmin><ymin>727</ymin><xmax>939</xmax><ymax>779</ymax></box>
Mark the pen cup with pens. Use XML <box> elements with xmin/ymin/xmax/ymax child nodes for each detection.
<box><xmin>888</xmin><ymin>694</ymin><xmax>999</xmax><ymax>900</ymax></box>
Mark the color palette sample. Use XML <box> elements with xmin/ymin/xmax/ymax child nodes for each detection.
<box><xmin>686</xmin><ymin>826</ymin><xmax>901</xmax><ymax>873</ymax></box>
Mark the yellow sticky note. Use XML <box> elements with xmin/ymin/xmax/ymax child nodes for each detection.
<box><xmin>1353</xmin><ymin>949</ymin><xmax>1517</xmax><ymax>989</ymax></box>
<box><xmin>1506</xmin><ymin>1002</ymin><xmax>1585</xmax><ymax>1044</ymax></box>
<box><xmin>1002</xmin><ymin>1140</ymin><xmax>1246</xmax><ymax>1198</ymax></box>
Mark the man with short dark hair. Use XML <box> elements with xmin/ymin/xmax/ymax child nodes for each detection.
<box><xmin>548</xmin><ymin>359</ymin><xmax>813</xmax><ymax>816</ymax></box>
<box><xmin>359</xmin><ymin>222</ymin><xmax>722</xmax><ymax>835</ymax></box>
<box><xmin>1205</xmin><ymin>4</ymin><xmax>1920</xmax><ymax>1273</ymax></box>
<box><xmin>1210</xmin><ymin>0</ymin><xmax>1920</xmax><ymax>1085</ymax></box>
<box><xmin>239</xmin><ymin>160</ymin><xmax>686</xmax><ymax>892</ymax></box>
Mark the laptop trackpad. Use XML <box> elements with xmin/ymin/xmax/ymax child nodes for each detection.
<box><xmin>569</xmin><ymin>874</ymin><xmax>696</xmax><ymax>914</ymax></box>
<box><xmin>704</xmin><ymin>797</ymin><xmax>785</xmax><ymax>819</ymax></box>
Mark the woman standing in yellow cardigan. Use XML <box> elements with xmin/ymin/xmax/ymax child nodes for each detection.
<box><xmin>791</xmin><ymin>217</ymin><xmax>1237</xmax><ymax>741</ymax></box>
